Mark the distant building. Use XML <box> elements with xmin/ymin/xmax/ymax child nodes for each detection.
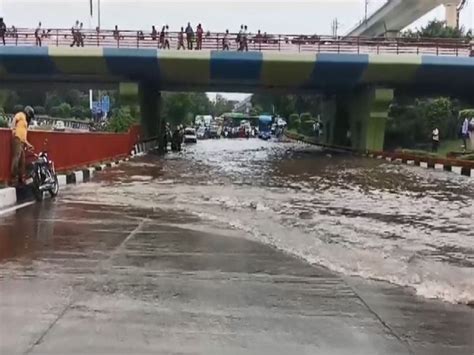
<box><xmin>233</xmin><ymin>96</ymin><xmax>252</xmax><ymax>114</ymax></box>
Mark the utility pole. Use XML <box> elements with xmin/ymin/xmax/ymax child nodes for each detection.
<box><xmin>332</xmin><ymin>18</ymin><xmax>340</xmax><ymax>38</ymax></box>
<box><xmin>365</xmin><ymin>0</ymin><xmax>369</xmax><ymax>22</ymax></box>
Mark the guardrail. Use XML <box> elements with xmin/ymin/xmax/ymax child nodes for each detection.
<box><xmin>1</xmin><ymin>27</ymin><xmax>472</xmax><ymax>56</ymax></box>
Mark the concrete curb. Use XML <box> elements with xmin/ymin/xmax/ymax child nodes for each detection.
<box><xmin>0</xmin><ymin>187</ymin><xmax>17</xmax><ymax>210</ymax></box>
<box><xmin>285</xmin><ymin>133</ymin><xmax>474</xmax><ymax>179</ymax></box>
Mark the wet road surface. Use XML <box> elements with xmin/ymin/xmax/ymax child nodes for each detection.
<box><xmin>0</xmin><ymin>138</ymin><xmax>473</xmax><ymax>354</ymax></box>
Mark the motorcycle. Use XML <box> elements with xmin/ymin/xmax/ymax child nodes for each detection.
<box><xmin>26</xmin><ymin>150</ymin><xmax>59</xmax><ymax>201</ymax></box>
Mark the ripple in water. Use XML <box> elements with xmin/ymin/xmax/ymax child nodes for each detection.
<box><xmin>67</xmin><ymin>138</ymin><xmax>474</xmax><ymax>305</ymax></box>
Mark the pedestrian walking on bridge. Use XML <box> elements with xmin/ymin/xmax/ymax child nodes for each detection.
<box><xmin>70</xmin><ymin>20</ymin><xmax>80</xmax><ymax>47</ymax></box>
<box><xmin>0</xmin><ymin>18</ymin><xmax>7</xmax><ymax>46</ymax></box>
<box><xmin>185</xmin><ymin>22</ymin><xmax>194</xmax><ymax>50</ymax></box>
<box><xmin>35</xmin><ymin>22</ymin><xmax>42</xmax><ymax>47</ymax></box>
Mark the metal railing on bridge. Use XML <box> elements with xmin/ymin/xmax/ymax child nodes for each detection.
<box><xmin>2</xmin><ymin>27</ymin><xmax>473</xmax><ymax>57</ymax></box>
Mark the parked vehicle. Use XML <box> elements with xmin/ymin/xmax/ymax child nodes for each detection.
<box><xmin>184</xmin><ymin>127</ymin><xmax>197</xmax><ymax>143</ymax></box>
<box><xmin>26</xmin><ymin>150</ymin><xmax>59</xmax><ymax>201</ymax></box>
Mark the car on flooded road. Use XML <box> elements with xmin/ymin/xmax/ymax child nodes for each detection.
<box><xmin>184</xmin><ymin>127</ymin><xmax>197</xmax><ymax>143</ymax></box>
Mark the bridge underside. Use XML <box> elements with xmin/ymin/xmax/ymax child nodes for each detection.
<box><xmin>0</xmin><ymin>47</ymin><xmax>473</xmax><ymax>93</ymax></box>
<box><xmin>1</xmin><ymin>47</ymin><xmax>473</xmax><ymax>151</ymax></box>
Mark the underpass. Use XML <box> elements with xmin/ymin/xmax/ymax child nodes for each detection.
<box><xmin>0</xmin><ymin>139</ymin><xmax>472</xmax><ymax>354</ymax></box>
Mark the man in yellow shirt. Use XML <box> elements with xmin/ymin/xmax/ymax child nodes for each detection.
<box><xmin>11</xmin><ymin>106</ymin><xmax>34</xmax><ymax>185</ymax></box>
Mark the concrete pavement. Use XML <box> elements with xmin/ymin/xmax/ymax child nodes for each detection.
<box><xmin>0</xmin><ymin>201</ymin><xmax>472</xmax><ymax>354</ymax></box>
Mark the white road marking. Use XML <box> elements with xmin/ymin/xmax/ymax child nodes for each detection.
<box><xmin>0</xmin><ymin>201</ymin><xmax>35</xmax><ymax>217</ymax></box>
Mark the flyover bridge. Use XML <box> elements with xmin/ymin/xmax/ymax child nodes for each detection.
<box><xmin>1</xmin><ymin>28</ymin><xmax>473</xmax><ymax>151</ymax></box>
<box><xmin>347</xmin><ymin>0</ymin><xmax>462</xmax><ymax>37</ymax></box>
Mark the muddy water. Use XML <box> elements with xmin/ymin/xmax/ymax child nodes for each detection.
<box><xmin>66</xmin><ymin>139</ymin><xmax>474</xmax><ymax>304</ymax></box>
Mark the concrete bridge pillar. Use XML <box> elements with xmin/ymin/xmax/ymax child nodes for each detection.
<box><xmin>119</xmin><ymin>82</ymin><xmax>164</xmax><ymax>149</ymax></box>
<box><xmin>444</xmin><ymin>1</ymin><xmax>459</xmax><ymax>28</ymax></box>
<box><xmin>138</xmin><ymin>83</ymin><xmax>164</xmax><ymax>150</ymax></box>
<box><xmin>321</xmin><ymin>88</ymin><xmax>393</xmax><ymax>151</ymax></box>
<box><xmin>346</xmin><ymin>87</ymin><xmax>394</xmax><ymax>152</ymax></box>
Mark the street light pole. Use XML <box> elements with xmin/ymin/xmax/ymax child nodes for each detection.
<box><xmin>365</xmin><ymin>0</ymin><xmax>369</xmax><ymax>22</ymax></box>
<box><xmin>98</xmin><ymin>0</ymin><xmax>101</xmax><ymax>28</ymax></box>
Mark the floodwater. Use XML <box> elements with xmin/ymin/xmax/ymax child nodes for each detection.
<box><xmin>66</xmin><ymin>138</ymin><xmax>474</xmax><ymax>305</ymax></box>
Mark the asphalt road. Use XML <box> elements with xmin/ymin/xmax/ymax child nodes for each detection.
<box><xmin>0</xmin><ymin>144</ymin><xmax>473</xmax><ymax>354</ymax></box>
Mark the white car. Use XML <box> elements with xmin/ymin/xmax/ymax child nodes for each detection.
<box><xmin>184</xmin><ymin>127</ymin><xmax>197</xmax><ymax>143</ymax></box>
<box><xmin>53</xmin><ymin>121</ymin><xmax>66</xmax><ymax>132</ymax></box>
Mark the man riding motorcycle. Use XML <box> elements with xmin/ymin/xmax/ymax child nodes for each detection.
<box><xmin>10</xmin><ymin>106</ymin><xmax>35</xmax><ymax>186</ymax></box>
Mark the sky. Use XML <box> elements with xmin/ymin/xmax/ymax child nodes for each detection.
<box><xmin>0</xmin><ymin>0</ymin><xmax>472</xmax><ymax>101</ymax></box>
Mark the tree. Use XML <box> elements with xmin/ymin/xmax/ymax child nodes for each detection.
<box><xmin>57</xmin><ymin>103</ymin><xmax>72</xmax><ymax>118</ymax></box>
<box><xmin>402</xmin><ymin>20</ymin><xmax>471</xmax><ymax>39</ymax></box>
<box><xmin>71</xmin><ymin>106</ymin><xmax>84</xmax><ymax>119</ymax></box>
<box><xmin>211</xmin><ymin>95</ymin><xmax>235</xmax><ymax>117</ymax></box>
<box><xmin>33</xmin><ymin>106</ymin><xmax>46</xmax><ymax>115</ymax></box>
<box><xmin>161</xmin><ymin>92</ymin><xmax>212</xmax><ymax>126</ymax></box>
<box><xmin>107</xmin><ymin>107</ymin><xmax>137</xmax><ymax>133</ymax></box>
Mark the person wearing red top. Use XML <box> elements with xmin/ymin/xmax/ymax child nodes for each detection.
<box><xmin>196</xmin><ymin>24</ymin><xmax>203</xmax><ymax>50</ymax></box>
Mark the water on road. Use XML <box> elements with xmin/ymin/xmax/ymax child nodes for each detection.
<box><xmin>65</xmin><ymin>138</ymin><xmax>474</xmax><ymax>305</ymax></box>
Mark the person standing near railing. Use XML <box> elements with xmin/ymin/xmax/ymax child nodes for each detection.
<box><xmin>237</xmin><ymin>25</ymin><xmax>244</xmax><ymax>51</ymax></box>
<box><xmin>177</xmin><ymin>27</ymin><xmax>185</xmax><ymax>50</ymax></box>
<box><xmin>185</xmin><ymin>22</ymin><xmax>194</xmax><ymax>50</ymax></box>
<box><xmin>223</xmin><ymin>29</ymin><xmax>230</xmax><ymax>50</ymax></box>
<box><xmin>196</xmin><ymin>24</ymin><xmax>203</xmax><ymax>50</ymax></box>
<box><xmin>78</xmin><ymin>22</ymin><xmax>84</xmax><ymax>46</ymax></box>
<box><xmin>0</xmin><ymin>18</ymin><xmax>7</xmax><ymax>46</ymax></box>
<box><xmin>35</xmin><ymin>22</ymin><xmax>42</xmax><ymax>47</ymax></box>
<box><xmin>242</xmin><ymin>25</ymin><xmax>249</xmax><ymax>51</ymax></box>
<box><xmin>164</xmin><ymin>25</ymin><xmax>170</xmax><ymax>49</ymax></box>
<box><xmin>113</xmin><ymin>25</ymin><xmax>120</xmax><ymax>41</ymax></box>
<box><xmin>159</xmin><ymin>26</ymin><xmax>165</xmax><ymax>48</ymax></box>
<box><xmin>151</xmin><ymin>25</ymin><xmax>157</xmax><ymax>41</ymax></box>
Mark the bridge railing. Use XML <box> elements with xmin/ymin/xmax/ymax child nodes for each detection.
<box><xmin>3</xmin><ymin>28</ymin><xmax>473</xmax><ymax>56</ymax></box>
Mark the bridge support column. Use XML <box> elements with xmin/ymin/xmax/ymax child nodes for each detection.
<box><xmin>139</xmin><ymin>83</ymin><xmax>164</xmax><ymax>150</ymax></box>
<box><xmin>346</xmin><ymin>88</ymin><xmax>394</xmax><ymax>152</ymax></box>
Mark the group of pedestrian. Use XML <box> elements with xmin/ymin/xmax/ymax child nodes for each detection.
<box><xmin>431</xmin><ymin>116</ymin><xmax>474</xmax><ymax>153</ymax></box>
<box><xmin>164</xmin><ymin>124</ymin><xmax>184</xmax><ymax>152</ymax></box>
<box><xmin>70</xmin><ymin>20</ymin><xmax>84</xmax><ymax>47</ymax></box>
<box><xmin>237</xmin><ymin>25</ymin><xmax>249</xmax><ymax>51</ymax></box>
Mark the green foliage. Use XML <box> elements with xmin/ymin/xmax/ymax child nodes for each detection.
<box><xmin>33</xmin><ymin>106</ymin><xmax>46</xmax><ymax>115</ymax></box>
<box><xmin>107</xmin><ymin>106</ymin><xmax>137</xmax><ymax>133</ymax></box>
<box><xmin>49</xmin><ymin>106</ymin><xmax>60</xmax><ymax>117</ymax></box>
<box><xmin>211</xmin><ymin>95</ymin><xmax>235</xmax><ymax>117</ymax></box>
<box><xmin>386</xmin><ymin>97</ymin><xmax>463</xmax><ymax>149</ymax></box>
<box><xmin>0</xmin><ymin>118</ymin><xmax>7</xmax><ymax>128</ymax></box>
<box><xmin>402</xmin><ymin>20</ymin><xmax>471</xmax><ymax>39</ymax></box>
<box><xmin>56</xmin><ymin>103</ymin><xmax>72</xmax><ymax>118</ymax></box>
<box><xmin>459</xmin><ymin>109</ymin><xmax>474</xmax><ymax>119</ymax></box>
<box><xmin>71</xmin><ymin>105</ymin><xmax>84</xmax><ymax>119</ymax></box>
<box><xmin>288</xmin><ymin>113</ymin><xmax>300</xmax><ymax>130</ymax></box>
<box><xmin>161</xmin><ymin>92</ymin><xmax>212</xmax><ymax>126</ymax></box>
<box><xmin>298</xmin><ymin>113</ymin><xmax>315</xmax><ymax>135</ymax></box>
<box><xmin>251</xmin><ymin>94</ymin><xmax>322</xmax><ymax>120</ymax></box>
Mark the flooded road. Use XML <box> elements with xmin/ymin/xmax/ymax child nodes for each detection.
<box><xmin>0</xmin><ymin>138</ymin><xmax>473</xmax><ymax>354</ymax></box>
<box><xmin>72</xmin><ymin>138</ymin><xmax>474</xmax><ymax>305</ymax></box>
